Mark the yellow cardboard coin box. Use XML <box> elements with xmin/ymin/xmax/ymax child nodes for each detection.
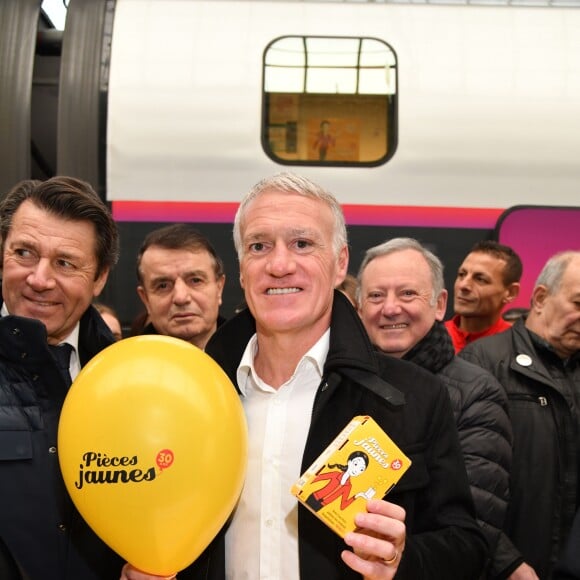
<box><xmin>291</xmin><ymin>415</ymin><xmax>411</xmax><ymax>538</ymax></box>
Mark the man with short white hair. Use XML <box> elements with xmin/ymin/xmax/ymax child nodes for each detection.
<box><xmin>357</xmin><ymin>237</ymin><xmax>512</xmax><ymax>570</ymax></box>
<box><xmin>123</xmin><ymin>173</ymin><xmax>488</xmax><ymax>580</ymax></box>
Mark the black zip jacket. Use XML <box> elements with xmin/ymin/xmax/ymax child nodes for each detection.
<box><xmin>182</xmin><ymin>291</ymin><xmax>488</xmax><ymax>579</ymax></box>
<box><xmin>461</xmin><ymin>317</ymin><xmax>580</xmax><ymax>579</ymax></box>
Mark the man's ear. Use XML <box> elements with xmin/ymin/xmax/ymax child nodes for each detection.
<box><xmin>216</xmin><ymin>275</ymin><xmax>226</xmax><ymax>306</ymax></box>
<box><xmin>503</xmin><ymin>282</ymin><xmax>520</xmax><ymax>304</ymax></box>
<box><xmin>435</xmin><ymin>289</ymin><xmax>448</xmax><ymax>321</ymax></box>
<box><xmin>335</xmin><ymin>246</ymin><xmax>349</xmax><ymax>286</ymax></box>
<box><xmin>531</xmin><ymin>285</ymin><xmax>548</xmax><ymax>312</ymax></box>
<box><xmin>93</xmin><ymin>267</ymin><xmax>110</xmax><ymax>298</ymax></box>
<box><xmin>136</xmin><ymin>285</ymin><xmax>149</xmax><ymax>310</ymax></box>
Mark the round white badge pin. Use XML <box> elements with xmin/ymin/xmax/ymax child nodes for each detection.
<box><xmin>516</xmin><ymin>354</ymin><xmax>533</xmax><ymax>367</ymax></box>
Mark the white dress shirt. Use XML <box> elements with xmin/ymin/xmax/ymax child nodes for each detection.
<box><xmin>225</xmin><ymin>330</ymin><xmax>330</xmax><ymax>580</ymax></box>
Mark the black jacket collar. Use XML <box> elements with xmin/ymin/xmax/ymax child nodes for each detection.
<box><xmin>205</xmin><ymin>290</ymin><xmax>404</xmax><ymax>407</ymax></box>
<box><xmin>0</xmin><ymin>300</ymin><xmax>115</xmax><ymax>367</ymax></box>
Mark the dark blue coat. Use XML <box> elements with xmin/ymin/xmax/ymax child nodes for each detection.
<box><xmin>0</xmin><ymin>304</ymin><xmax>124</xmax><ymax>580</ymax></box>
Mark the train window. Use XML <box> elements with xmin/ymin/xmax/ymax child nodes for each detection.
<box><xmin>262</xmin><ymin>36</ymin><xmax>397</xmax><ymax>167</ymax></box>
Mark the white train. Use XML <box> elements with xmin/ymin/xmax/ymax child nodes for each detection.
<box><xmin>4</xmin><ymin>0</ymin><xmax>580</xmax><ymax>321</ymax></box>
<box><xmin>106</xmin><ymin>0</ymin><xmax>580</xmax><ymax>210</ymax></box>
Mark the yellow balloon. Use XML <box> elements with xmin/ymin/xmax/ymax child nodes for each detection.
<box><xmin>58</xmin><ymin>335</ymin><xmax>247</xmax><ymax>576</ymax></box>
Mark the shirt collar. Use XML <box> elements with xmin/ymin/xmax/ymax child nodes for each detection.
<box><xmin>63</xmin><ymin>323</ymin><xmax>81</xmax><ymax>353</ymax></box>
<box><xmin>237</xmin><ymin>329</ymin><xmax>330</xmax><ymax>396</ymax></box>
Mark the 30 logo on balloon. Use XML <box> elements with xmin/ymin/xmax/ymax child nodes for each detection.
<box><xmin>156</xmin><ymin>449</ymin><xmax>175</xmax><ymax>471</ymax></box>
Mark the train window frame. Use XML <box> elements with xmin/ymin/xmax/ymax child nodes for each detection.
<box><xmin>261</xmin><ymin>35</ymin><xmax>398</xmax><ymax>168</ymax></box>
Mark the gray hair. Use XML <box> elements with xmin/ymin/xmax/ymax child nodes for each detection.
<box><xmin>356</xmin><ymin>237</ymin><xmax>445</xmax><ymax>306</ymax></box>
<box><xmin>535</xmin><ymin>251</ymin><xmax>580</xmax><ymax>294</ymax></box>
<box><xmin>232</xmin><ymin>172</ymin><xmax>347</xmax><ymax>261</ymax></box>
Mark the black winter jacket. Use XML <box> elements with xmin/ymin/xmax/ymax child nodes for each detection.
<box><xmin>438</xmin><ymin>356</ymin><xmax>512</xmax><ymax>559</ymax></box>
<box><xmin>184</xmin><ymin>292</ymin><xmax>488</xmax><ymax>579</ymax></box>
<box><xmin>402</xmin><ymin>322</ymin><xmax>512</xmax><ymax>562</ymax></box>
<box><xmin>0</xmin><ymin>305</ymin><xmax>125</xmax><ymax>580</ymax></box>
<box><xmin>461</xmin><ymin>318</ymin><xmax>580</xmax><ymax>579</ymax></box>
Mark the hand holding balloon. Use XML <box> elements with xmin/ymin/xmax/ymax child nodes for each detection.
<box><xmin>58</xmin><ymin>336</ymin><xmax>248</xmax><ymax>576</ymax></box>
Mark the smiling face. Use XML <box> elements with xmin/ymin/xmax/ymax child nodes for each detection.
<box><xmin>137</xmin><ymin>246</ymin><xmax>225</xmax><ymax>349</ymax></box>
<box><xmin>358</xmin><ymin>249</ymin><xmax>447</xmax><ymax>358</ymax></box>
<box><xmin>238</xmin><ymin>190</ymin><xmax>348</xmax><ymax>342</ymax></box>
<box><xmin>1</xmin><ymin>200</ymin><xmax>108</xmax><ymax>344</ymax></box>
<box><xmin>453</xmin><ymin>251</ymin><xmax>518</xmax><ymax>329</ymax></box>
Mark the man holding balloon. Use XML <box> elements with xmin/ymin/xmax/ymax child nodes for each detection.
<box><xmin>124</xmin><ymin>172</ymin><xmax>488</xmax><ymax>580</ymax></box>
<box><xmin>0</xmin><ymin>177</ymin><xmax>125</xmax><ymax>579</ymax></box>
